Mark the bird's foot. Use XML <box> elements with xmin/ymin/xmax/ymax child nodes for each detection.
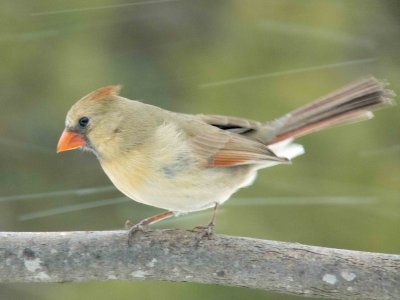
<box><xmin>192</xmin><ymin>221</ymin><xmax>215</xmax><ymax>238</ymax></box>
<box><xmin>125</xmin><ymin>219</ymin><xmax>149</xmax><ymax>245</ymax></box>
<box><xmin>124</xmin><ymin>211</ymin><xmax>174</xmax><ymax>246</ymax></box>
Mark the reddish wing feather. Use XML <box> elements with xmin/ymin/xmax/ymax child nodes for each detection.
<box><xmin>211</xmin><ymin>150</ymin><xmax>280</xmax><ymax>167</ymax></box>
<box><xmin>190</xmin><ymin>129</ymin><xmax>288</xmax><ymax>167</ymax></box>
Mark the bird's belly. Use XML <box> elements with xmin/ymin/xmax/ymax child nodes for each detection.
<box><xmin>101</xmin><ymin>159</ymin><xmax>256</xmax><ymax>212</ymax></box>
<box><xmin>143</xmin><ymin>166</ymin><xmax>257</xmax><ymax>212</ymax></box>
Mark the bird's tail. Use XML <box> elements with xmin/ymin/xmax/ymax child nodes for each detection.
<box><xmin>266</xmin><ymin>77</ymin><xmax>395</xmax><ymax>144</ymax></box>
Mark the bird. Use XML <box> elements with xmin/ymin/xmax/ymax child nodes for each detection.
<box><xmin>57</xmin><ymin>77</ymin><xmax>395</xmax><ymax>240</ymax></box>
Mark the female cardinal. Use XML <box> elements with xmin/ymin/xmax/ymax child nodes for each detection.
<box><xmin>57</xmin><ymin>77</ymin><xmax>394</xmax><ymax>239</ymax></box>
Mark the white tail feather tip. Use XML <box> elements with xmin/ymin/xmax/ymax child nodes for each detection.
<box><xmin>269</xmin><ymin>139</ymin><xmax>305</xmax><ymax>160</ymax></box>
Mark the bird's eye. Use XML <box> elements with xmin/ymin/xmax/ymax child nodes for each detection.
<box><xmin>78</xmin><ymin>117</ymin><xmax>89</xmax><ymax>128</ymax></box>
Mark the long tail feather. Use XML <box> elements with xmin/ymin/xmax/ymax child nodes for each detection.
<box><xmin>267</xmin><ymin>77</ymin><xmax>395</xmax><ymax>144</ymax></box>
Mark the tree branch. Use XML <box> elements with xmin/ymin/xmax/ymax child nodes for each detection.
<box><xmin>0</xmin><ymin>230</ymin><xmax>399</xmax><ymax>299</ymax></box>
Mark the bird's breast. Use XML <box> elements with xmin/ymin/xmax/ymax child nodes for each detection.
<box><xmin>100</xmin><ymin>148</ymin><xmax>151</xmax><ymax>205</ymax></box>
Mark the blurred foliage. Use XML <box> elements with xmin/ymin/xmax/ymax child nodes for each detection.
<box><xmin>0</xmin><ymin>0</ymin><xmax>399</xmax><ymax>299</ymax></box>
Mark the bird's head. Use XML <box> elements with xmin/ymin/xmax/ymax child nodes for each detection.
<box><xmin>57</xmin><ymin>85</ymin><xmax>126</xmax><ymax>159</ymax></box>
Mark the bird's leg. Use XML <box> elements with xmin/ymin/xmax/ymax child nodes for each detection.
<box><xmin>193</xmin><ymin>203</ymin><xmax>218</xmax><ymax>237</ymax></box>
<box><xmin>126</xmin><ymin>210</ymin><xmax>174</xmax><ymax>244</ymax></box>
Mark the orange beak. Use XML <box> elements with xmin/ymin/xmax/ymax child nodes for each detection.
<box><xmin>57</xmin><ymin>129</ymin><xmax>85</xmax><ymax>153</ymax></box>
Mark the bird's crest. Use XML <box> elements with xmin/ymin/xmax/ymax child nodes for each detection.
<box><xmin>83</xmin><ymin>85</ymin><xmax>122</xmax><ymax>101</ymax></box>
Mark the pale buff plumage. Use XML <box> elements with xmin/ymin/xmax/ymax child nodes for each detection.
<box><xmin>66</xmin><ymin>93</ymin><xmax>266</xmax><ymax>212</ymax></box>
<box><xmin>58</xmin><ymin>77</ymin><xmax>394</xmax><ymax>233</ymax></box>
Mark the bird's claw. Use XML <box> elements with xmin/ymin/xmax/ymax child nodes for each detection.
<box><xmin>126</xmin><ymin>220</ymin><xmax>149</xmax><ymax>245</ymax></box>
<box><xmin>193</xmin><ymin>222</ymin><xmax>215</xmax><ymax>238</ymax></box>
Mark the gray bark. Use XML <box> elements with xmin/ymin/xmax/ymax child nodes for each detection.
<box><xmin>0</xmin><ymin>230</ymin><xmax>399</xmax><ymax>299</ymax></box>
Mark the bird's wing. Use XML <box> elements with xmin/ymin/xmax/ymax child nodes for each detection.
<box><xmin>197</xmin><ymin>113</ymin><xmax>275</xmax><ymax>144</ymax></box>
<box><xmin>197</xmin><ymin>114</ymin><xmax>263</xmax><ymax>134</ymax></box>
<box><xmin>189</xmin><ymin>124</ymin><xmax>289</xmax><ymax>167</ymax></box>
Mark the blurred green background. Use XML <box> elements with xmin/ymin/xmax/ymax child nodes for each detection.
<box><xmin>0</xmin><ymin>0</ymin><xmax>399</xmax><ymax>299</ymax></box>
